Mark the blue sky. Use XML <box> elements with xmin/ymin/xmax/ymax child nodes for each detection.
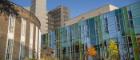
<box><xmin>11</xmin><ymin>0</ymin><xmax>140</xmax><ymax>18</ymax></box>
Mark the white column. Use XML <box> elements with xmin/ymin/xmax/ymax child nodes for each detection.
<box><xmin>38</xmin><ymin>29</ymin><xmax>41</xmax><ymax>60</ymax></box>
<box><xmin>19</xmin><ymin>18</ymin><xmax>26</xmax><ymax>60</ymax></box>
<box><xmin>5</xmin><ymin>15</ymin><xmax>16</xmax><ymax>60</ymax></box>
<box><xmin>35</xmin><ymin>26</ymin><xmax>38</xmax><ymax>59</ymax></box>
<box><xmin>29</xmin><ymin>23</ymin><xmax>34</xmax><ymax>59</ymax></box>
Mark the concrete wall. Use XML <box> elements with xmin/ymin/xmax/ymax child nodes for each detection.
<box><xmin>65</xmin><ymin>4</ymin><xmax>118</xmax><ymax>26</ymax></box>
<box><xmin>31</xmin><ymin>0</ymin><xmax>48</xmax><ymax>34</ymax></box>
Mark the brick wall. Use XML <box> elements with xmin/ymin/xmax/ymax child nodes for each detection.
<box><xmin>0</xmin><ymin>3</ymin><xmax>41</xmax><ymax>60</ymax></box>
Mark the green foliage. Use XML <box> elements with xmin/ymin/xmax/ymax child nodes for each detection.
<box><xmin>107</xmin><ymin>39</ymin><xmax>119</xmax><ymax>60</ymax></box>
<box><xmin>0</xmin><ymin>0</ymin><xmax>19</xmax><ymax>16</ymax></box>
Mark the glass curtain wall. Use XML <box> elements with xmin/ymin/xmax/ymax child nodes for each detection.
<box><xmin>46</xmin><ymin>2</ymin><xmax>140</xmax><ymax>60</ymax></box>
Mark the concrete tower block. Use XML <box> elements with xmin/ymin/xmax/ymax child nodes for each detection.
<box><xmin>31</xmin><ymin>0</ymin><xmax>48</xmax><ymax>34</ymax></box>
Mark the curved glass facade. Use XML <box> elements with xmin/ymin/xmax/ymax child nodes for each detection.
<box><xmin>45</xmin><ymin>2</ymin><xmax>140</xmax><ymax>60</ymax></box>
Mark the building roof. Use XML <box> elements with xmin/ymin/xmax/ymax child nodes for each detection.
<box><xmin>64</xmin><ymin>4</ymin><xmax>118</xmax><ymax>26</ymax></box>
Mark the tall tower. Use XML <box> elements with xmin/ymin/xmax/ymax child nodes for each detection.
<box><xmin>31</xmin><ymin>0</ymin><xmax>48</xmax><ymax>34</ymax></box>
<box><xmin>48</xmin><ymin>6</ymin><xmax>69</xmax><ymax>32</ymax></box>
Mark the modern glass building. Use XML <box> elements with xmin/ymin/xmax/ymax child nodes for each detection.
<box><xmin>45</xmin><ymin>1</ymin><xmax>140</xmax><ymax>60</ymax></box>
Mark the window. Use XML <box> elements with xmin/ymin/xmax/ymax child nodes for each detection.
<box><xmin>5</xmin><ymin>39</ymin><xmax>14</xmax><ymax>60</ymax></box>
<box><xmin>128</xmin><ymin>36</ymin><xmax>132</xmax><ymax>47</ymax></box>
<box><xmin>128</xmin><ymin>10</ymin><xmax>133</xmax><ymax>19</ymax></box>
<box><xmin>63</xmin><ymin>47</ymin><xmax>66</xmax><ymax>54</ymax></box>
<box><xmin>19</xmin><ymin>43</ymin><xmax>25</xmax><ymax>60</ymax></box>
<box><xmin>104</xmin><ymin>17</ymin><xmax>109</xmax><ymax>33</ymax></box>
<box><xmin>116</xmin><ymin>15</ymin><xmax>121</xmax><ymax>31</ymax></box>
<box><xmin>75</xmin><ymin>45</ymin><xmax>79</xmax><ymax>53</ymax></box>
<box><xmin>129</xmin><ymin>19</ymin><xmax>134</xmax><ymax>28</ymax></box>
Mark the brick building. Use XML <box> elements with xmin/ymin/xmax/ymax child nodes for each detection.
<box><xmin>0</xmin><ymin>1</ymin><xmax>41</xmax><ymax>60</ymax></box>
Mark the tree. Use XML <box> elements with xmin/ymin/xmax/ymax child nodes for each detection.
<box><xmin>87</xmin><ymin>47</ymin><xmax>96</xmax><ymax>56</ymax></box>
<box><xmin>108</xmin><ymin>39</ymin><xmax>119</xmax><ymax>60</ymax></box>
<box><xmin>0</xmin><ymin>0</ymin><xmax>19</xmax><ymax>16</ymax></box>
